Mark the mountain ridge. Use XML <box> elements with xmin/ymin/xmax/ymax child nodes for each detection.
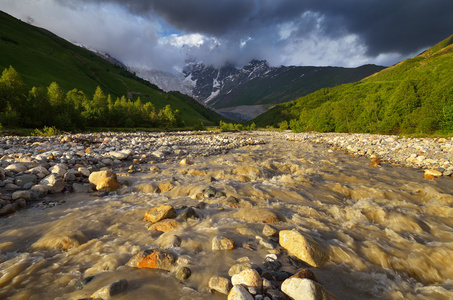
<box><xmin>132</xmin><ymin>59</ymin><xmax>384</xmax><ymax>120</ymax></box>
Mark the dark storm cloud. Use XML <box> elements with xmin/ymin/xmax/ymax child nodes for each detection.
<box><xmin>2</xmin><ymin>0</ymin><xmax>452</xmax><ymax>71</ymax></box>
<box><xmin>58</xmin><ymin>0</ymin><xmax>453</xmax><ymax>57</ymax></box>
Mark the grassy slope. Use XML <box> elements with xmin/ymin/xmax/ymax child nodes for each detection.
<box><xmin>0</xmin><ymin>11</ymin><xmax>223</xmax><ymax>126</ymax></box>
<box><xmin>252</xmin><ymin>34</ymin><xmax>453</xmax><ymax>132</ymax></box>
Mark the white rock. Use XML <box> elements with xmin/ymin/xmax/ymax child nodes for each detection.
<box><xmin>281</xmin><ymin>278</ymin><xmax>329</xmax><ymax>300</ymax></box>
<box><xmin>227</xmin><ymin>285</ymin><xmax>254</xmax><ymax>300</ymax></box>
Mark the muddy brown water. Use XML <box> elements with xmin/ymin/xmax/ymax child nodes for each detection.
<box><xmin>1</xmin><ymin>133</ymin><xmax>453</xmax><ymax>299</ymax></box>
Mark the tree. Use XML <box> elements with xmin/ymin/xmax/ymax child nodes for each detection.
<box><xmin>0</xmin><ymin>66</ymin><xmax>26</xmax><ymax>115</ymax></box>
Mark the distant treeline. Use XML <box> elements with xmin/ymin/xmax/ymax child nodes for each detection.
<box><xmin>254</xmin><ymin>47</ymin><xmax>453</xmax><ymax>135</ymax></box>
<box><xmin>0</xmin><ymin>66</ymin><xmax>183</xmax><ymax>129</ymax></box>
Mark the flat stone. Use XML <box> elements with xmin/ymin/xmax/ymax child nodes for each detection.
<box><xmin>148</xmin><ymin>219</ymin><xmax>181</xmax><ymax>232</ymax></box>
<box><xmin>424</xmin><ymin>169</ymin><xmax>442</xmax><ymax>178</ymax></box>
<box><xmin>109</xmin><ymin>150</ymin><xmax>131</xmax><ymax>160</ymax></box>
<box><xmin>12</xmin><ymin>191</ymin><xmax>31</xmax><ymax>201</ymax></box>
<box><xmin>144</xmin><ymin>204</ymin><xmax>177</xmax><ymax>223</ymax></box>
<box><xmin>234</xmin><ymin>208</ymin><xmax>280</xmax><ymax>223</ymax></box>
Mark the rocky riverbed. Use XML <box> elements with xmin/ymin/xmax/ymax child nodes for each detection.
<box><xmin>1</xmin><ymin>131</ymin><xmax>453</xmax><ymax>299</ymax></box>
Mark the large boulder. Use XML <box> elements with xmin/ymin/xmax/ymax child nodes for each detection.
<box><xmin>279</xmin><ymin>230</ymin><xmax>327</xmax><ymax>267</ymax></box>
<box><xmin>88</xmin><ymin>169</ymin><xmax>117</xmax><ymax>188</ymax></box>
<box><xmin>96</xmin><ymin>177</ymin><xmax>121</xmax><ymax>192</ymax></box>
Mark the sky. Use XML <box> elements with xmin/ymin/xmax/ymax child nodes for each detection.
<box><xmin>1</xmin><ymin>0</ymin><xmax>453</xmax><ymax>73</ymax></box>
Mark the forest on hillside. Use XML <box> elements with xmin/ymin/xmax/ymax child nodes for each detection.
<box><xmin>253</xmin><ymin>43</ymin><xmax>453</xmax><ymax>135</ymax></box>
<box><xmin>0</xmin><ymin>66</ymin><xmax>184</xmax><ymax>130</ymax></box>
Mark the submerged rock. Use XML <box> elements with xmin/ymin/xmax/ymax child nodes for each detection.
<box><xmin>91</xmin><ymin>279</ymin><xmax>128</xmax><ymax>299</ymax></box>
<box><xmin>175</xmin><ymin>266</ymin><xmax>192</xmax><ymax>280</ymax></box>
<box><xmin>234</xmin><ymin>208</ymin><xmax>280</xmax><ymax>223</ymax></box>
<box><xmin>148</xmin><ymin>219</ymin><xmax>181</xmax><ymax>232</ymax></box>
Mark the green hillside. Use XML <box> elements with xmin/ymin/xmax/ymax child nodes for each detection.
<box><xmin>0</xmin><ymin>11</ymin><xmax>224</xmax><ymax>128</ymax></box>
<box><xmin>253</xmin><ymin>35</ymin><xmax>453</xmax><ymax>135</ymax></box>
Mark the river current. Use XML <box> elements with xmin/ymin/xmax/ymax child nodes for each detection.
<box><xmin>1</xmin><ymin>133</ymin><xmax>452</xmax><ymax>299</ymax></box>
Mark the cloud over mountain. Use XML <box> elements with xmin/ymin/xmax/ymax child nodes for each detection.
<box><xmin>2</xmin><ymin>0</ymin><xmax>452</xmax><ymax>72</ymax></box>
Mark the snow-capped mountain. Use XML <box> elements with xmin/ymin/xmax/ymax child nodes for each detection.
<box><xmin>131</xmin><ymin>68</ymin><xmax>195</xmax><ymax>96</ymax></box>
<box><xmin>183</xmin><ymin>60</ymin><xmax>271</xmax><ymax>104</ymax></box>
<box><xmin>129</xmin><ymin>59</ymin><xmax>384</xmax><ymax>116</ymax></box>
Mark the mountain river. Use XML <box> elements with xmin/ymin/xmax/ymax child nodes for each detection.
<box><xmin>1</xmin><ymin>132</ymin><xmax>453</xmax><ymax>299</ymax></box>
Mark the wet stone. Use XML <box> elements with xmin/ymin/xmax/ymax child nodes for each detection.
<box><xmin>91</xmin><ymin>279</ymin><xmax>128</xmax><ymax>299</ymax></box>
<box><xmin>144</xmin><ymin>204</ymin><xmax>177</xmax><ymax>223</ymax></box>
<box><xmin>212</xmin><ymin>235</ymin><xmax>236</xmax><ymax>250</ymax></box>
<box><xmin>231</xmin><ymin>268</ymin><xmax>263</xmax><ymax>292</ymax></box>
<box><xmin>228</xmin><ymin>263</ymin><xmax>253</xmax><ymax>276</ymax></box>
<box><xmin>178</xmin><ymin>207</ymin><xmax>199</xmax><ymax>220</ymax></box>
<box><xmin>75</xmin><ymin>275</ymin><xmax>95</xmax><ymax>290</ymax></box>
<box><xmin>204</xmin><ymin>186</ymin><xmax>217</xmax><ymax>198</ymax></box>
<box><xmin>136</xmin><ymin>250</ymin><xmax>176</xmax><ymax>271</ymax></box>
<box><xmin>209</xmin><ymin>276</ymin><xmax>231</xmax><ymax>295</ymax></box>
<box><xmin>175</xmin><ymin>266</ymin><xmax>192</xmax><ymax>280</ymax></box>
<box><xmin>263</xmin><ymin>224</ymin><xmax>279</xmax><ymax>237</ymax></box>
<box><xmin>279</xmin><ymin>230</ymin><xmax>327</xmax><ymax>267</ymax></box>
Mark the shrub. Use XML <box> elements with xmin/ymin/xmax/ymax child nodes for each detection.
<box><xmin>33</xmin><ymin>126</ymin><xmax>60</xmax><ymax>136</ymax></box>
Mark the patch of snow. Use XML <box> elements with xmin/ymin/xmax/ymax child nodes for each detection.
<box><xmin>204</xmin><ymin>89</ymin><xmax>220</xmax><ymax>103</ymax></box>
